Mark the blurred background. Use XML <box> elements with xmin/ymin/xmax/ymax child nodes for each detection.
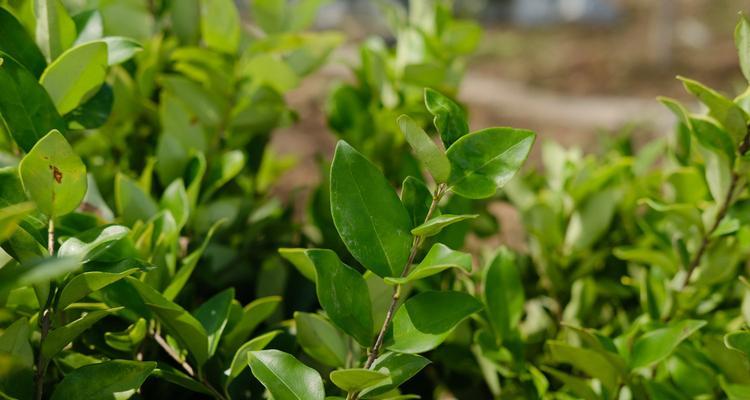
<box><xmin>272</xmin><ymin>0</ymin><xmax>749</xmax><ymax>190</ymax></box>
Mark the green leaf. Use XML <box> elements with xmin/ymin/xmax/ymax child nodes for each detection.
<box><xmin>0</xmin><ymin>53</ymin><xmax>66</xmax><ymax>152</ymax></box>
<box><xmin>541</xmin><ymin>366</ymin><xmax>599</xmax><ymax>400</ymax></box>
<box><xmin>630</xmin><ymin>320</ymin><xmax>707</xmax><ymax>369</ymax></box>
<box><xmin>126</xmin><ymin>277</ymin><xmax>209</xmax><ymax>366</ymax></box>
<box><xmin>99</xmin><ymin>36</ymin><xmax>142</xmax><ymax>65</ymax></box>
<box><xmin>389</xmin><ymin>291</ymin><xmax>483</xmax><ymax>353</ymax></box>
<box><xmin>721</xmin><ymin>375</ymin><xmax>750</xmax><ymax>400</ymax></box>
<box><xmin>0</xmin><ymin>203</ymin><xmax>35</xmax><ymax>242</ymax></box>
<box><xmin>564</xmin><ymin>188</ymin><xmax>619</xmax><ymax>252</ymax></box>
<box><xmin>222</xmin><ymin>296</ymin><xmax>281</xmax><ymax>355</ymax></box>
<box><xmin>279</xmin><ymin>248</ymin><xmax>317</xmax><ymax>282</ymax></box>
<box><xmin>446</xmin><ymin>127</ymin><xmax>535</xmax><ymax>199</ymax></box>
<box><xmin>359</xmin><ymin>352</ymin><xmax>430</xmax><ymax>398</ymax></box>
<box><xmin>0</xmin><ymin>8</ymin><xmax>46</xmax><ymax>77</ymax></box>
<box><xmin>42</xmin><ymin>308</ymin><xmax>121</xmax><ymax>359</ymax></box>
<box><xmin>19</xmin><ymin>130</ymin><xmax>86</xmax><ymax>217</ymax></box>
<box><xmin>115</xmin><ymin>173</ymin><xmax>158</xmax><ymax>226</ymax></box>
<box><xmin>40</xmin><ymin>41</ymin><xmax>108</xmax><ymax>115</ymax></box>
<box><xmin>152</xmin><ymin>363</ymin><xmax>211</xmax><ymax>395</ymax></box>
<box><xmin>0</xmin><ymin>318</ymin><xmax>33</xmax><ymax>367</ymax></box>
<box><xmin>330</xmin><ymin>141</ymin><xmax>412</xmax><ymax>277</ymax></box>
<box><xmin>202</xmin><ymin>150</ymin><xmax>245</xmax><ymax>201</ymax></box>
<box><xmin>163</xmin><ymin>221</ymin><xmax>223</xmax><ymax>301</ymax></box>
<box><xmin>400</xmin><ymin>176</ymin><xmax>433</xmax><ymax>228</ymax></box>
<box><xmin>247</xmin><ymin>350</ymin><xmax>325</xmax><ymax>400</ymax></box>
<box><xmin>200</xmin><ymin>0</ymin><xmax>240</xmax><ymax>54</ymax></box>
<box><xmin>193</xmin><ymin>288</ymin><xmax>233</xmax><ymax>358</ymax></box>
<box><xmin>251</xmin><ymin>0</ymin><xmax>285</xmax><ymax>33</ymax></box>
<box><xmin>679</xmin><ymin>76</ymin><xmax>748</xmax><ymax>144</ymax></box>
<box><xmin>725</xmin><ymin>331</ymin><xmax>750</xmax><ymax>358</ymax></box>
<box><xmin>33</xmin><ymin>0</ymin><xmax>76</xmax><ymax>62</ymax></box>
<box><xmin>483</xmin><ymin>249</ymin><xmax>524</xmax><ymax>342</ymax></box>
<box><xmin>50</xmin><ymin>360</ymin><xmax>155</xmax><ymax>400</ymax></box>
<box><xmin>689</xmin><ymin>115</ymin><xmax>736</xmax><ymax>159</ymax></box>
<box><xmin>58</xmin><ymin>268</ymin><xmax>139</xmax><ymax>309</ymax></box>
<box><xmin>104</xmin><ymin>319</ymin><xmax>147</xmax><ymax>352</ymax></box>
<box><xmin>547</xmin><ymin>341</ymin><xmax>620</xmax><ymax>392</ymax></box>
<box><xmin>410</xmin><ymin>214</ymin><xmax>477</xmax><ymax>237</ymax></box>
<box><xmin>330</xmin><ymin>368</ymin><xmax>390</xmax><ymax>392</ymax></box>
<box><xmin>160</xmin><ymin>179</ymin><xmax>189</xmax><ymax>230</ymax></box>
<box><xmin>0</xmin><ymin>257</ymin><xmax>80</xmax><ymax>296</ymax></box>
<box><xmin>58</xmin><ymin>225</ymin><xmax>129</xmax><ymax>261</ymax></box>
<box><xmin>294</xmin><ymin>312</ymin><xmax>348</xmax><ymax>367</ymax></box>
<box><xmin>64</xmin><ymin>83</ymin><xmax>113</xmax><ymax>129</ymax></box>
<box><xmin>424</xmin><ymin>88</ymin><xmax>468</xmax><ymax>148</ymax></box>
<box><xmin>397</xmin><ymin>114</ymin><xmax>450</xmax><ymax>182</ymax></box>
<box><xmin>384</xmin><ymin>243</ymin><xmax>471</xmax><ymax>285</ymax></box>
<box><xmin>738</xmin><ymin>13</ymin><xmax>750</xmax><ymax>83</ymax></box>
<box><xmin>307</xmin><ymin>249</ymin><xmax>373</xmax><ymax>346</ymax></box>
<box><xmin>227</xmin><ymin>330</ymin><xmax>281</xmax><ymax>381</ymax></box>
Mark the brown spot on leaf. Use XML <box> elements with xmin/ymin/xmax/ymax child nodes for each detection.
<box><xmin>49</xmin><ymin>165</ymin><xmax>63</xmax><ymax>184</ymax></box>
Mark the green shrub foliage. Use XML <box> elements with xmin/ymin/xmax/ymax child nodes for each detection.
<box><xmin>2</xmin><ymin>0</ymin><xmax>750</xmax><ymax>399</ymax></box>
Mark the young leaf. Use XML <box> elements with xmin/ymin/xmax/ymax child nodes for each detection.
<box><xmin>397</xmin><ymin>114</ymin><xmax>450</xmax><ymax>183</ymax></box>
<box><xmin>629</xmin><ymin>320</ymin><xmax>707</xmax><ymax>369</ymax></box>
<box><xmin>410</xmin><ymin>214</ymin><xmax>477</xmax><ymax>237</ymax></box>
<box><xmin>725</xmin><ymin>331</ymin><xmax>750</xmax><ymax>358</ymax></box>
<box><xmin>738</xmin><ymin>13</ymin><xmax>750</xmax><ymax>83</ymax></box>
<box><xmin>294</xmin><ymin>312</ymin><xmax>348</xmax><ymax>367</ymax></box>
<box><xmin>104</xmin><ymin>319</ymin><xmax>147</xmax><ymax>352</ymax></box>
<box><xmin>199</xmin><ymin>0</ymin><xmax>240</xmax><ymax>54</ymax></box>
<box><xmin>33</xmin><ymin>0</ymin><xmax>76</xmax><ymax>62</ymax></box>
<box><xmin>330</xmin><ymin>368</ymin><xmax>390</xmax><ymax>392</ymax></box>
<box><xmin>0</xmin><ymin>318</ymin><xmax>33</xmax><ymax>367</ymax></box>
<box><xmin>163</xmin><ymin>220</ymin><xmax>223</xmax><ymax>301</ymax></box>
<box><xmin>19</xmin><ymin>130</ymin><xmax>87</xmax><ymax>217</ymax></box>
<box><xmin>99</xmin><ymin>36</ymin><xmax>142</xmax><ymax>65</ymax></box>
<box><xmin>547</xmin><ymin>341</ymin><xmax>620</xmax><ymax>392</ymax></box>
<box><xmin>226</xmin><ymin>330</ymin><xmax>281</xmax><ymax>380</ymax></box>
<box><xmin>0</xmin><ymin>203</ymin><xmax>35</xmax><ymax>242</ymax></box>
<box><xmin>483</xmin><ymin>249</ymin><xmax>524</xmax><ymax>342</ymax></box>
<box><xmin>57</xmin><ymin>268</ymin><xmax>139</xmax><ymax>309</ymax></box>
<box><xmin>221</xmin><ymin>296</ymin><xmax>281</xmax><ymax>355</ymax></box>
<box><xmin>39</xmin><ymin>41</ymin><xmax>108</xmax><ymax>115</ymax></box>
<box><xmin>541</xmin><ymin>366</ymin><xmax>599</xmax><ymax>400</ymax></box>
<box><xmin>446</xmin><ymin>127</ymin><xmax>535</xmax><ymax>199</ymax></box>
<box><xmin>126</xmin><ymin>277</ymin><xmax>210</xmax><ymax>366</ymax></box>
<box><xmin>42</xmin><ymin>308</ymin><xmax>121</xmax><ymax>359</ymax></box>
<box><xmin>160</xmin><ymin>179</ymin><xmax>189</xmax><ymax>230</ymax></box>
<box><xmin>50</xmin><ymin>360</ymin><xmax>156</xmax><ymax>400</ymax></box>
<box><xmin>424</xmin><ymin>88</ymin><xmax>469</xmax><ymax>148</ymax></box>
<box><xmin>307</xmin><ymin>249</ymin><xmax>373</xmax><ymax>346</ymax></box>
<box><xmin>679</xmin><ymin>76</ymin><xmax>748</xmax><ymax>144</ymax></box>
<box><xmin>330</xmin><ymin>141</ymin><xmax>412</xmax><ymax>277</ymax></box>
<box><xmin>193</xmin><ymin>288</ymin><xmax>233</xmax><ymax>358</ymax></box>
<box><xmin>385</xmin><ymin>243</ymin><xmax>471</xmax><ymax>285</ymax></box>
<box><xmin>0</xmin><ymin>53</ymin><xmax>66</xmax><ymax>152</ymax></box>
<box><xmin>279</xmin><ymin>248</ymin><xmax>317</xmax><ymax>282</ymax></box>
<box><xmin>57</xmin><ymin>225</ymin><xmax>129</xmax><ymax>261</ymax></box>
<box><xmin>0</xmin><ymin>8</ymin><xmax>46</xmax><ymax>77</ymax></box>
<box><xmin>389</xmin><ymin>291</ymin><xmax>483</xmax><ymax>353</ymax></box>
<box><xmin>115</xmin><ymin>173</ymin><xmax>158</xmax><ymax>226</ymax></box>
<box><xmin>247</xmin><ymin>350</ymin><xmax>325</xmax><ymax>400</ymax></box>
<box><xmin>400</xmin><ymin>176</ymin><xmax>434</xmax><ymax>228</ymax></box>
<box><xmin>359</xmin><ymin>352</ymin><xmax>430</xmax><ymax>398</ymax></box>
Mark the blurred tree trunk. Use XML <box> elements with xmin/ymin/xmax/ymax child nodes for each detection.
<box><xmin>649</xmin><ymin>0</ymin><xmax>675</xmax><ymax>68</ymax></box>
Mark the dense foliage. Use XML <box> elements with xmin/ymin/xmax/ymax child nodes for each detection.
<box><xmin>3</xmin><ymin>0</ymin><xmax>750</xmax><ymax>399</ymax></box>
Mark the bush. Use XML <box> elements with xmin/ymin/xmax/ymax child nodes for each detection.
<box><xmin>2</xmin><ymin>0</ymin><xmax>750</xmax><ymax>399</ymax></box>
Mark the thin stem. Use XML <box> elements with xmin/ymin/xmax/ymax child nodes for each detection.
<box><xmin>681</xmin><ymin>128</ymin><xmax>750</xmax><ymax>289</ymax></box>
<box><xmin>349</xmin><ymin>184</ymin><xmax>446</xmax><ymax>400</ymax></box>
<box><xmin>199</xmin><ymin>371</ymin><xmax>228</xmax><ymax>400</ymax></box>
<box><xmin>152</xmin><ymin>332</ymin><xmax>195</xmax><ymax>377</ymax></box>
<box><xmin>35</xmin><ymin>218</ymin><xmax>56</xmax><ymax>400</ymax></box>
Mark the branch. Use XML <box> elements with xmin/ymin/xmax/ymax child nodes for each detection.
<box><xmin>152</xmin><ymin>332</ymin><xmax>195</xmax><ymax>377</ymax></box>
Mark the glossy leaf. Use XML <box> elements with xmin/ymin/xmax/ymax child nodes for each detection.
<box><xmin>0</xmin><ymin>8</ymin><xmax>46</xmax><ymax>76</ymax></box>
<box><xmin>0</xmin><ymin>52</ymin><xmax>66</xmax><ymax>152</ymax></box>
<box><xmin>50</xmin><ymin>360</ymin><xmax>155</xmax><ymax>400</ymax></box>
<box><xmin>19</xmin><ymin>130</ymin><xmax>86</xmax><ymax>217</ymax></box>
<box><xmin>424</xmin><ymin>88</ymin><xmax>468</xmax><ymax>147</ymax></box>
<box><xmin>222</xmin><ymin>295</ymin><xmax>281</xmax><ymax>355</ymax></box>
<box><xmin>115</xmin><ymin>173</ymin><xmax>158</xmax><ymax>226</ymax></box>
<box><xmin>227</xmin><ymin>330</ymin><xmax>281</xmax><ymax>380</ymax></box>
<box><xmin>126</xmin><ymin>277</ymin><xmax>209</xmax><ymax>366</ymax></box>
<box><xmin>411</xmin><ymin>214</ymin><xmax>477</xmax><ymax>237</ymax></box>
<box><xmin>680</xmin><ymin>76</ymin><xmax>748</xmax><ymax>143</ymax></box>
<box><xmin>247</xmin><ymin>349</ymin><xmax>325</xmax><ymax>400</ymax></box>
<box><xmin>33</xmin><ymin>0</ymin><xmax>76</xmax><ymax>61</ymax></box>
<box><xmin>547</xmin><ymin>341</ymin><xmax>620</xmax><ymax>392</ymax></box>
<box><xmin>725</xmin><ymin>331</ymin><xmax>750</xmax><ymax>358</ymax></box>
<box><xmin>400</xmin><ymin>176</ymin><xmax>433</xmax><ymax>228</ymax></box>
<box><xmin>160</xmin><ymin>179</ymin><xmax>189</xmax><ymax>230</ymax></box>
<box><xmin>294</xmin><ymin>312</ymin><xmax>348</xmax><ymax>367</ymax></box>
<box><xmin>40</xmin><ymin>41</ymin><xmax>108</xmax><ymax>115</ymax></box>
<box><xmin>330</xmin><ymin>141</ymin><xmax>412</xmax><ymax>277</ymax></box>
<box><xmin>152</xmin><ymin>364</ymin><xmax>211</xmax><ymax>395</ymax></box>
<box><xmin>0</xmin><ymin>203</ymin><xmax>35</xmax><ymax>242</ymax></box>
<box><xmin>307</xmin><ymin>249</ymin><xmax>373</xmax><ymax>346</ymax></box>
<box><xmin>58</xmin><ymin>268</ymin><xmax>139</xmax><ymax>309</ymax></box>
<box><xmin>100</xmin><ymin>36</ymin><xmax>142</xmax><ymax>65</ymax></box>
<box><xmin>104</xmin><ymin>319</ymin><xmax>147</xmax><ymax>352</ymax></box>
<box><xmin>193</xmin><ymin>288</ymin><xmax>233</xmax><ymax>357</ymax></box>
<box><xmin>359</xmin><ymin>352</ymin><xmax>430</xmax><ymax>398</ymax></box>
<box><xmin>330</xmin><ymin>368</ymin><xmax>390</xmax><ymax>392</ymax></box>
<box><xmin>389</xmin><ymin>291</ymin><xmax>483</xmax><ymax>353</ymax></box>
<box><xmin>446</xmin><ymin>127</ymin><xmax>535</xmax><ymax>199</ymax></box>
<box><xmin>42</xmin><ymin>308</ymin><xmax>121</xmax><ymax>358</ymax></box>
<box><xmin>58</xmin><ymin>225</ymin><xmax>129</xmax><ymax>261</ymax></box>
<box><xmin>163</xmin><ymin>220</ymin><xmax>223</xmax><ymax>300</ymax></box>
<box><xmin>385</xmin><ymin>243</ymin><xmax>471</xmax><ymax>285</ymax></box>
<box><xmin>0</xmin><ymin>318</ymin><xmax>33</xmax><ymax>367</ymax></box>
<box><xmin>279</xmin><ymin>248</ymin><xmax>317</xmax><ymax>282</ymax></box>
<box><xmin>397</xmin><ymin>114</ymin><xmax>450</xmax><ymax>182</ymax></box>
<box><xmin>630</xmin><ymin>320</ymin><xmax>707</xmax><ymax>369</ymax></box>
<box><xmin>0</xmin><ymin>256</ymin><xmax>80</xmax><ymax>296</ymax></box>
<box><xmin>483</xmin><ymin>249</ymin><xmax>524</xmax><ymax>342</ymax></box>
